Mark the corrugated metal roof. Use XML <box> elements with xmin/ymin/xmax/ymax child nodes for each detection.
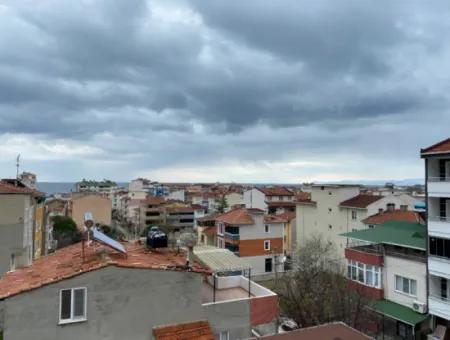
<box><xmin>193</xmin><ymin>246</ymin><xmax>250</xmax><ymax>272</ymax></box>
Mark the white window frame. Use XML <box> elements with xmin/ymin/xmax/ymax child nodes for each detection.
<box><xmin>351</xmin><ymin>210</ymin><xmax>357</xmax><ymax>221</ymax></box>
<box><xmin>219</xmin><ymin>330</ymin><xmax>229</xmax><ymax>340</ymax></box>
<box><xmin>265</xmin><ymin>224</ymin><xmax>270</xmax><ymax>233</ymax></box>
<box><xmin>395</xmin><ymin>275</ymin><xmax>417</xmax><ymax>297</ymax></box>
<box><xmin>218</xmin><ymin>222</ymin><xmax>224</xmax><ymax>235</ymax></box>
<box><xmin>264</xmin><ymin>240</ymin><xmax>271</xmax><ymax>251</ymax></box>
<box><xmin>347</xmin><ymin>260</ymin><xmax>382</xmax><ymax>289</ymax></box>
<box><xmin>59</xmin><ymin>287</ymin><xmax>87</xmax><ymax>324</ymax></box>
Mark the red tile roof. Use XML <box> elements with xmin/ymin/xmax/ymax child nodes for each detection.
<box><xmin>277</xmin><ymin>211</ymin><xmax>296</xmax><ymax>222</ymax></box>
<box><xmin>166</xmin><ymin>206</ymin><xmax>194</xmax><ymax>213</ymax></box>
<box><xmin>0</xmin><ymin>180</ymin><xmax>41</xmax><ymax>195</ymax></box>
<box><xmin>258</xmin><ymin>187</ymin><xmax>294</xmax><ymax>196</ymax></box>
<box><xmin>0</xmin><ymin>242</ymin><xmax>209</xmax><ymax>300</ymax></box>
<box><xmin>255</xmin><ymin>322</ymin><xmax>371</xmax><ymax>340</ymax></box>
<box><xmin>340</xmin><ymin>194</ymin><xmax>383</xmax><ymax>209</ymax></box>
<box><xmin>295</xmin><ymin>192</ymin><xmax>311</xmax><ymax>201</ymax></box>
<box><xmin>363</xmin><ymin>210</ymin><xmax>425</xmax><ymax>225</ymax></box>
<box><xmin>153</xmin><ymin>320</ymin><xmax>214</xmax><ymax>340</ymax></box>
<box><xmin>216</xmin><ymin>208</ymin><xmax>255</xmax><ymax>225</ymax></box>
<box><xmin>264</xmin><ymin>215</ymin><xmax>288</xmax><ymax>223</ymax></box>
<box><xmin>421</xmin><ymin>137</ymin><xmax>450</xmax><ymax>155</ymax></box>
<box><xmin>143</xmin><ymin>196</ymin><xmax>166</xmax><ymax>205</ymax></box>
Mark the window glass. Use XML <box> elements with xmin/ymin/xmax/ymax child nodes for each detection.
<box><xmin>365</xmin><ymin>265</ymin><xmax>373</xmax><ymax>286</ymax></box>
<box><xmin>395</xmin><ymin>276</ymin><xmax>402</xmax><ymax>291</ymax></box>
<box><xmin>73</xmin><ymin>289</ymin><xmax>85</xmax><ymax>318</ymax></box>
<box><xmin>357</xmin><ymin>263</ymin><xmax>364</xmax><ymax>283</ymax></box>
<box><xmin>60</xmin><ymin>289</ymin><xmax>71</xmax><ymax>320</ymax></box>
<box><xmin>403</xmin><ymin>278</ymin><xmax>410</xmax><ymax>293</ymax></box>
<box><xmin>410</xmin><ymin>280</ymin><xmax>417</xmax><ymax>296</ymax></box>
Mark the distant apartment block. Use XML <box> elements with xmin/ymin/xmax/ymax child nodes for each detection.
<box><xmin>68</xmin><ymin>193</ymin><xmax>112</xmax><ymax>230</ymax></box>
<box><xmin>244</xmin><ymin>187</ymin><xmax>295</xmax><ymax>214</ymax></box>
<box><xmin>296</xmin><ymin>184</ymin><xmax>421</xmax><ymax>260</ymax></box>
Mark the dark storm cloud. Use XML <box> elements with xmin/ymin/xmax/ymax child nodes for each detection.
<box><xmin>0</xmin><ymin>0</ymin><xmax>450</xmax><ymax>180</ymax></box>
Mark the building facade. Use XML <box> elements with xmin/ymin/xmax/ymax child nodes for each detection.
<box><xmin>421</xmin><ymin>138</ymin><xmax>450</xmax><ymax>332</ymax></box>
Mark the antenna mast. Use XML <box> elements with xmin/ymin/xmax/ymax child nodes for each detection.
<box><xmin>16</xmin><ymin>154</ymin><xmax>20</xmax><ymax>179</ymax></box>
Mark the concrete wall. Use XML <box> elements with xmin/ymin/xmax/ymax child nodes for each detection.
<box><xmin>70</xmin><ymin>195</ymin><xmax>112</xmax><ymax>229</ymax></box>
<box><xmin>384</xmin><ymin>255</ymin><xmax>427</xmax><ymax>308</ymax></box>
<box><xmin>243</xmin><ymin>189</ymin><xmax>266</xmax><ymax>211</ymax></box>
<box><xmin>225</xmin><ymin>193</ymin><xmax>243</xmax><ymax>210</ymax></box>
<box><xmin>239</xmin><ymin>215</ymin><xmax>283</xmax><ymax>241</ymax></box>
<box><xmin>244</xmin><ymin>255</ymin><xmax>283</xmax><ymax>275</ymax></box>
<box><xmin>203</xmin><ymin>300</ymin><xmax>251</xmax><ymax>340</ymax></box>
<box><xmin>3</xmin><ymin>267</ymin><xmax>208</xmax><ymax>340</ymax></box>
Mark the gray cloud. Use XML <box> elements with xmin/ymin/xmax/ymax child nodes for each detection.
<box><xmin>0</xmin><ymin>0</ymin><xmax>449</xmax><ymax>181</ymax></box>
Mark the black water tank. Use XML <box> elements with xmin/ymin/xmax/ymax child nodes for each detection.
<box><xmin>146</xmin><ymin>228</ymin><xmax>168</xmax><ymax>249</ymax></box>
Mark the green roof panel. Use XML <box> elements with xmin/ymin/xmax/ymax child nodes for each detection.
<box><xmin>372</xmin><ymin>299</ymin><xmax>429</xmax><ymax>326</ymax></box>
<box><xmin>340</xmin><ymin>220</ymin><xmax>426</xmax><ymax>250</ymax></box>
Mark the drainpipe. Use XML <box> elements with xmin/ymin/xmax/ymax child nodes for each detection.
<box><xmin>248</xmin><ymin>268</ymin><xmax>252</xmax><ymax>298</ymax></box>
<box><xmin>213</xmin><ymin>273</ymin><xmax>216</xmax><ymax>303</ymax></box>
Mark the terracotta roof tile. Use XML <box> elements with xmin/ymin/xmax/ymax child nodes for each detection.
<box><xmin>421</xmin><ymin>137</ymin><xmax>450</xmax><ymax>155</ymax></box>
<box><xmin>340</xmin><ymin>194</ymin><xmax>383</xmax><ymax>209</ymax></box>
<box><xmin>216</xmin><ymin>208</ymin><xmax>254</xmax><ymax>225</ymax></box>
<box><xmin>264</xmin><ymin>215</ymin><xmax>287</xmax><ymax>223</ymax></box>
<box><xmin>0</xmin><ymin>242</ymin><xmax>209</xmax><ymax>300</ymax></box>
<box><xmin>143</xmin><ymin>196</ymin><xmax>166</xmax><ymax>205</ymax></box>
<box><xmin>258</xmin><ymin>187</ymin><xmax>294</xmax><ymax>196</ymax></box>
<box><xmin>276</xmin><ymin>211</ymin><xmax>296</xmax><ymax>222</ymax></box>
<box><xmin>0</xmin><ymin>180</ymin><xmax>42</xmax><ymax>195</ymax></box>
<box><xmin>153</xmin><ymin>320</ymin><xmax>214</xmax><ymax>340</ymax></box>
<box><xmin>363</xmin><ymin>210</ymin><xmax>425</xmax><ymax>225</ymax></box>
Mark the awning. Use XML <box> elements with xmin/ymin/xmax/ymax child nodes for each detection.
<box><xmin>372</xmin><ymin>300</ymin><xmax>429</xmax><ymax>326</ymax></box>
<box><xmin>193</xmin><ymin>245</ymin><xmax>250</xmax><ymax>273</ymax></box>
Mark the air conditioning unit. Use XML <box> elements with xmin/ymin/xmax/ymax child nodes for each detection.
<box><xmin>413</xmin><ymin>301</ymin><xmax>427</xmax><ymax>314</ymax></box>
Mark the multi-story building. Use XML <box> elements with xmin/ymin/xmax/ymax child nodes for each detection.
<box><xmin>68</xmin><ymin>193</ymin><xmax>112</xmax><ymax>230</ymax></box>
<box><xmin>296</xmin><ymin>184</ymin><xmax>421</xmax><ymax>261</ymax></box>
<box><xmin>0</xmin><ymin>241</ymin><xmax>278</xmax><ymax>340</ymax></box>
<box><xmin>243</xmin><ymin>187</ymin><xmax>295</xmax><ymax>214</ymax></box>
<box><xmin>342</xmin><ymin>220</ymin><xmax>430</xmax><ymax>339</ymax></box>
<box><xmin>277</xmin><ymin>211</ymin><xmax>296</xmax><ymax>258</ymax></box>
<box><xmin>215</xmin><ymin>208</ymin><xmax>285</xmax><ymax>276</ymax></box>
<box><xmin>0</xmin><ymin>180</ymin><xmax>43</xmax><ymax>276</ymax></box>
<box><xmin>421</xmin><ymin>137</ymin><xmax>450</xmax><ymax>331</ymax></box>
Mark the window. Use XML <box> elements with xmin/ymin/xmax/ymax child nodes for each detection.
<box><xmin>200</xmin><ymin>235</ymin><xmax>205</xmax><ymax>243</ymax></box>
<box><xmin>59</xmin><ymin>288</ymin><xmax>87</xmax><ymax>324</ymax></box>
<box><xmin>218</xmin><ymin>223</ymin><xmax>224</xmax><ymax>235</ymax></box>
<box><xmin>395</xmin><ymin>275</ymin><xmax>417</xmax><ymax>296</ymax></box>
<box><xmin>328</xmin><ymin>208</ymin><xmax>332</xmax><ymax>212</ymax></box>
<box><xmin>219</xmin><ymin>331</ymin><xmax>229</xmax><ymax>340</ymax></box>
<box><xmin>265</xmin><ymin>224</ymin><xmax>270</xmax><ymax>233</ymax></box>
<box><xmin>328</xmin><ymin>191</ymin><xmax>332</xmax><ymax>195</ymax></box>
<box><xmin>347</xmin><ymin>260</ymin><xmax>382</xmax><ymax>288</ymax></box>
<box><xmin>430</xmin><ymin>237</ymin><xmax>450</xmax><ymax>259</ymax></box>
<box><xmin>265</xmin><ymin>258</ymin><xmax>273</xmax><ymax>272</ymax></box>
<box><xmin>328</xmin><ymin>224</ymin><xmax>332</xmax><ymax>230</ymax></box>
<box><xmin>264</xmin><ymin>240</ymin><xmax>271</xmax><ymax>251</ymax></box>
<box><xmin>368</xmin><ymin>225</ymin><xmax>375</xmax><ymax>229</ymax></box>
<box><xmin>396</xmin><ymin>321</ymin><xmax>412</xmax><ymax>339</ymax></box>
<box><xmin>351</xmin><ymin>210</ymin><xmax>357</xmax><ymax>221</ymax></box>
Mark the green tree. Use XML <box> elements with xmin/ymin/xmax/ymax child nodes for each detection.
<box><xmin>52</xmin><ymin>216</ymin><xmax>82</xmax><ymax>248</ymax></box>
<box><xmin>217</xmin><ymin>195</ymin><xmax>228</xmax><ymax>214</ymax></box>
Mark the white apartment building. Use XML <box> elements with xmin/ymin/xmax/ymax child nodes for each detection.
<box><xmin>421</xmin><ymin>137</ymin><xmax>450</xmax><ymax>331</ymax></box>
<box><xmin>296</xmin><ymin>184</ymin><xmax>420</xmax><ymax>260</ymax></box>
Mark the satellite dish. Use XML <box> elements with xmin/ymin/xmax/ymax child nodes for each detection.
<box><xmin>84</xmin><ymin>212</ymin><xmax>94</xmax><ymax>229</ymax></box>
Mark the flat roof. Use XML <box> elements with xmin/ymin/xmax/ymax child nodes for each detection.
<box><xmin>341</xmin><ymin>220</ymin><xmax>426</xmax><ymax>250</ymax></box>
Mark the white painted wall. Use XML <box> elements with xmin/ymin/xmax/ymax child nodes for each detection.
<box><xmin>225</xmin><ymin>192</ymin><xmax>243</xmax><ymax>210</ymax></box>
<box><xmin>384</xmin><ymin>255</ymin><xmax>427</xmax><ymax>308</ymax></box>
<box><xmin>243</xmin><ymin>189</ymin><xmax>266</xmax><ymax>211</ymax></box>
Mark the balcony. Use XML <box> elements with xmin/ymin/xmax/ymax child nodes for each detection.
<box><xmin>428</xmin><ymin>177</ymin><xmax>450</xmax><ymax>197</ymax></box>
<box><xmin>345</xmin><ymin>245</ymin><xmax>384</xmax><ymax>266</ymax></box>
<box><xmin>429</xmin><ymin>216</ymin><xmax>450</xmax><ymax>238</ymax></box>
<box><xmin>224</xmin><ymin>232</ymin><xmax>240</xmax><ymax>241</ymax></box>
<box><xmin>429</xmin><ymin>256</ymin><xmax>450</xmax><ymax>278</ymax></box>
<box><xmin>429</xmin><ymin>294</ymin><xmax>450</xmax><ymax>320</ymax></box>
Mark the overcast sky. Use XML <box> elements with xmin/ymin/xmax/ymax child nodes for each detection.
<box><xmin>0</xmin><ymin>0</ymin><xmax>449</xmax><ymax>183</ymax></box>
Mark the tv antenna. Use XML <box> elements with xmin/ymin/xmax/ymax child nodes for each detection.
<box><xmin>16</xmin><ymin>154</ymin><xmax>20</xmax><ymax>179</ymax></box>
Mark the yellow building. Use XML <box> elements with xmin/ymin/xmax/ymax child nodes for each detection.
<box><xmin>277</xmin><ymin>211</ymin><xmax>296</xmax><ymax>257</ymax></box>
<box><xmin>33</xmin><ymin>201</ymin><xmax>46</xmax><ymax>259</ymax></box>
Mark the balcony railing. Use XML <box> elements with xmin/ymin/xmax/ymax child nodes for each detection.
<box><xmin>428</xmin><ymin>177</ymin><xmax>450</xmax><ymax>182</ymax></box>
<box><xmin>224</xmin><ymin>232</ymin><xmax>240</xmax><ymax>241</ymax></box>
<box><xmin>429</xmin><ymin>216</ymin><xmax>450</xmax><ymax>223</ymax></box>
<box><xmin>430</xmin><ymin>293</ymin><xmax>450</xmax><ymax>305</ymax></box>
